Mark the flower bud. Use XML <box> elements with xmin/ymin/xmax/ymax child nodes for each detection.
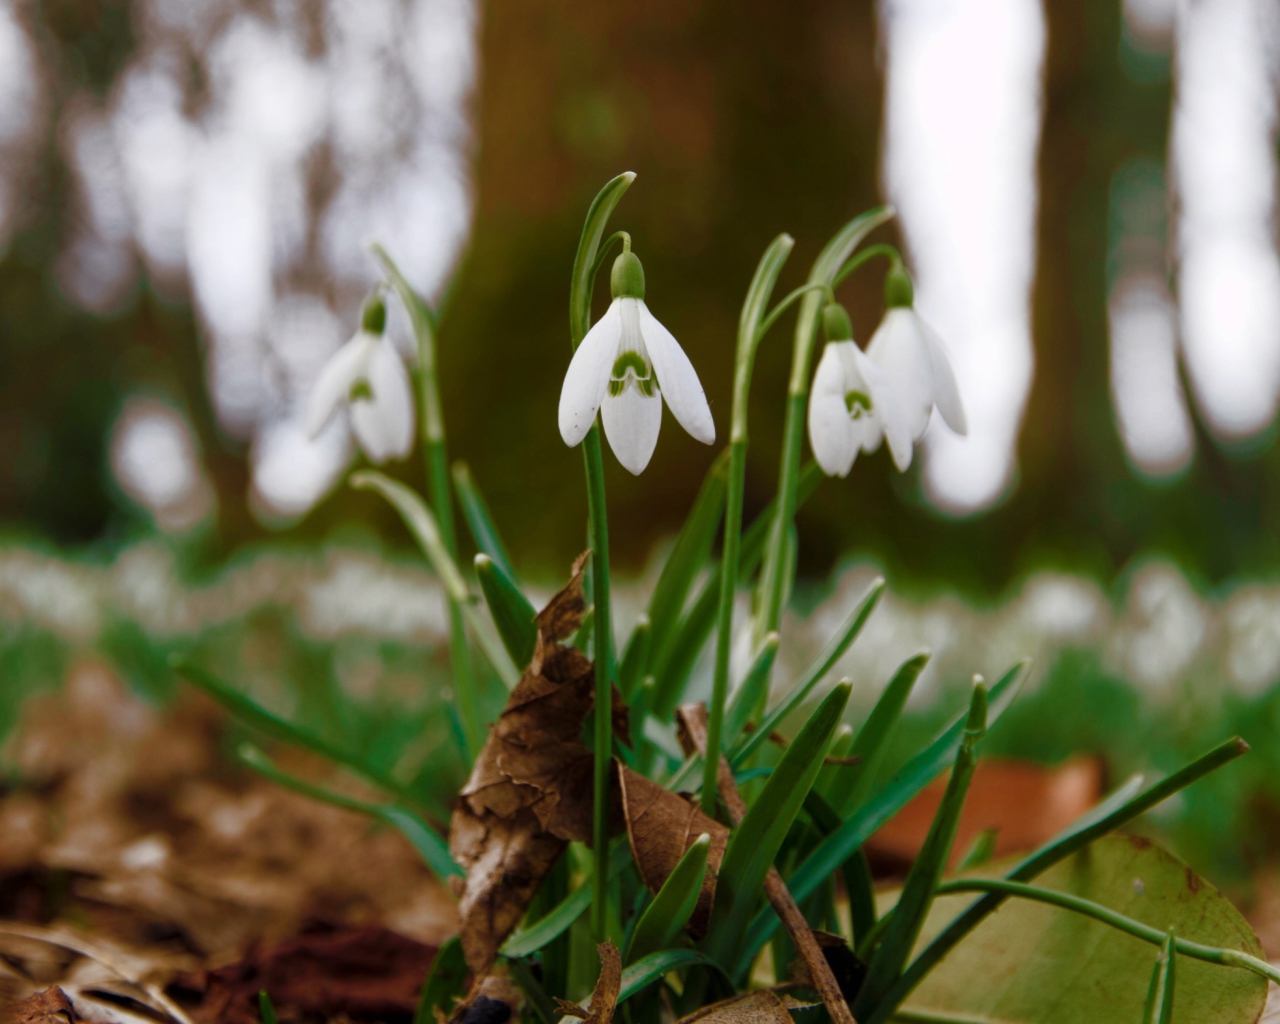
<box><xmin>361</xmin><ymin>291</ymin><xmax>388</xmax><ymax>334</ymax></box>
<box><xmin>884</xmin><ymin>263</ymin><xmax>914</xmax><ymax>309</ymax></box>
<box><xmin>822</xmin><ymin>302</ymin><xmax>855</xmax><ymax>343</ymax></box>
<box><xmin>610</xmin><ymin>250</ymin><xmax>646</xmax><ymax>300</ymax></box>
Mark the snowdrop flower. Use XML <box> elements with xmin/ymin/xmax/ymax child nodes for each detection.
<box><xmin>558</xmin><ymin>247</ymin><xmax>715</xmax><ymax>474</ymax></box>
<box><xmin>306</xmin><ymin>292</ymin><xmax>415</xmax><ymax>463</ymax></box>
<box><xmin>865</xmin><ymin>265</ymin><xmax>967</xmax><ymax>442</ymax></box>
<box><xmin>808</xmin><ymin>303</ymin><xmax>913</xmax><ymax>477</ymax></box>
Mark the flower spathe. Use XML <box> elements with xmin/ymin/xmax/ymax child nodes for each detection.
<box><xmin>558</xmin><ymin>250</ymin><xmax>714</xmax><ymax>474</ymax></box>
<box><xmin>808</xmin><ymin>340</ymin><xmax>913</xmax><ymax>477</ymax></box>
<box><xmin>306</xmin><ymin>298</ymin><xmax>415</xmax><ymax>464</ymax></box>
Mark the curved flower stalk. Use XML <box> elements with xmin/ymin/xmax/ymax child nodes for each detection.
<box><xmin>559</xmin><ymin>245</ymin><xmax>715</xmax><ymax>474</ymax></box>
<box><xmin>306</xmin><ymin>291</ymin><xmax>415</xmax><ymax>463</ymax></box>
<box><xmin>865</xmin><ymin>264</ymin><xmax>967</xmax><ymax>442</ymax></box>
<box><xmin>808</xmin><ymin>303</ymin><xmax>913</xmax><ymax>477</ymax></box>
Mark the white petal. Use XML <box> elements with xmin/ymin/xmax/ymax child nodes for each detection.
<box><xmin>917</xmin><ymin>315</ymin><xmax>968</xmax><ymax>436</ymax></box>
<box><xmin>305</xmin><ymin>332</ymin><xmax>375</xmax><ymax>439</ymax></box>
<box><xmin>808</xmin><ymin>344</ymin><xmax>859</xmax><ymax>477</ymax></box>
<box><xmin>636</xmin><ymin>300</ymin><xmax>715</xmax><ymax>445</ymax></box>
<box><xmin>850</xmin><ymin>346</ymin><xmax>913</xmax><ymax>472</ymax></box>
<box><xmin>351</xmin><ymin>338</ymin><xmax>416</xmax><ymax>462</ymax></box>
<box><xmin>559</xmin><ymin>300</ymin><xmax>622</xmax><ymax>447</ymax></box>
<box><xmin>602</xmin><ymin>384</ymin><xmax>662</xmax><ymax>474</ymax></box>
<box><xmin>867</xmin><ymin>308</ymin><xmax>934</xmax><ymax>441</ymax></box>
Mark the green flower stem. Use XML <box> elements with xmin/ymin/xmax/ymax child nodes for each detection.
<box><xmin>754</xmin><ymin>208</ymin><xmax>895</xmax><ymax>643</ymax></box>
<box><xmin>934</xmin><ymin>878</ymin><xmax>1280</xmax><ymax>988</ymax></box>
<box><xmin>701</xmin><ymin>234</ymin><xmax>795</xmax><ymax>815</ymax></box>
<box><xmin>568</xmin><ymin>172</ymin><xmax>636</xmax><ymax>941</ymax></box>
<box><xmin>370</xmin><ymin>244</ymin><xmax>480</xmax><ymax>760</ymax></box>
<box><xmin>832</xmin><ymin>242</ymin><xmax>904</xmax><ymax>288</ymax></box>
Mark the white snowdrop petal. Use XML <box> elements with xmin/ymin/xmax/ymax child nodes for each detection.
<box><xmin>852</xmin><ymin>346</ymin><xmax>913</xmax><ymax>472</ymax></box>
<box><xmin>637</xmin><ymin>301</ymin><xmax>716</xmax><ymax>445</ymax></box>
<box><xmin>305</xmin><ymin>333</ymin><xmax>374</xmax><ymax>439</ymax></box>
<box><xmin>918</xmin><ymin>316</ymin><xmax>968</xmax><ymax>436</ymax></box>
<box><xmin>808</xmin><ymin>344</ymin><xmax>859</xmax><ymax>477</ymax></box>
<box><xmin>867</xmin><ymin>308</ymin><xmax>933</xmax><ymax>441</ymax></box>
<box><xmin>559</xmin><ymin>300</ymin><xmax>623</xmax><ymax>446</ymax></box>
<box><xmin>601</xmin><ymin>384</ymin><xmax>662</xmax><ymax>475</ymax></box>
<box><xmin>350</xmin><ymin>337</ymin><xmax>415</xmax><ymax>463</ymax></box>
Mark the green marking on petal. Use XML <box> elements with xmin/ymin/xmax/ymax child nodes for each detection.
<box><xmin>845</xmin><ymin>390</ymin><xmax>872</xmax><ymax>418</ymax></box>
<box><xmin>349</xmin><ymin>379</ymin><xmax>375</xmax><ymax>403</ymax></box>
<box><xmin>613</xmin><ymin>351</ymin><xmax>651</xmax><ymax>380</ymax></box>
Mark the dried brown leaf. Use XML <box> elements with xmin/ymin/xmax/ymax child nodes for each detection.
<box><xmin>676</xmin><ymin>990</ymin><xmax>795</xmax><ymax>1024</ymax></box>
<box><xmin>450</xmin><ymin>554</ymin><xmax>627</xmax><ymax>974</ymax></box>
<box><xmin>617</xmin><ymin>768</ymin><xmax>727</xmax><ymax>938</ymax></box>
<box><xmin>583</xmin><ymin>943</ymin><xmax>621</xmax><ymax>1024</ymax></box>
<box><xmin>9</xmin><ymin>986</ymin><xmax>78</xmax><ymax>1024</ymax></box>
<box><xmin>446</xmin><ymin>971</ymin><xmax>522</xmax><ymax>1024</ymax></box>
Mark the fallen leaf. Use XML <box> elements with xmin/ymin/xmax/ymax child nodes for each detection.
<box><xmin>617</xmin><ymin>768</ymin><xmax>727</xmax><ymax>938</ymax></box>
<box><xmin>10</xmin><ymin>986</ymin><xmax>77</xmax><ymax>1024</ymax></box>
<box><xmin>569</xmin><ymin>943</ymin><xmax>620</xmax><ymax>1024</ymax></box>
<box><xmin>676</xmin><ymin>989</ymin><xmax>795</xmax><ymax>1024</ymax></box>
<box><xmin>446</xmin><ymin>970</ymin><xmax>522</xmax><ymax>1024</ymax></box>
<box><xmin>790</xmin><ymin>931</ymin><xmax>865</xmax><ymax>1006</ymax></box>
<box><xmin>450</xmin><ymin>555</ymin><xmax>628</xmax><ymax>974</ymax></box>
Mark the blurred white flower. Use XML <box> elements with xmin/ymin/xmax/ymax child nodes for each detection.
<box><xmin>305</xmin><ymin>296</ymin><xmax>414</xmax><ymax>463</ymax></box>
<box><xmin>867</xmin><ymin>305</ymin><xmax>968</xmax><ymax>442</ymax></box>
<box><xmin>559</xmin><ymin>250</ymin><xmax>714</xmax><ymax>474</ymax></box>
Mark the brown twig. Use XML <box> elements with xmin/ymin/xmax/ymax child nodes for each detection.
<box><xmin>675</xmin><ymin>704</ymin><xmax>859</xmax><ymax>1024</ymax></box>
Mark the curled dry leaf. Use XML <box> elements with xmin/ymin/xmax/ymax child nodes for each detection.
<box><xmin>449</xmin><ymin>554</ymin><xmax>628</xmax><ymax>974</ymax></box>
<box><xmin>554</xmin><ymin>943</ymin><xmax>621</xmax><ymax>1024</ymax></box>
<box><xmin>446</xmin><ymin>969</ymin><xmax>523</xmax><ymax>1024</ymax></box>
<box><xmin>617</xmin><ymin>768</ymin><xmax>727</xmax><ymax>938</ymax></box>
<box><xmin>675</xmin><ymin>989</ymin><xmax>798</xmax><ymax>1024</ymax></box>
<box><xmin>11</xmin><ymin>986</ymin><xmax>78</xmax><ymax>1024</ymax></box>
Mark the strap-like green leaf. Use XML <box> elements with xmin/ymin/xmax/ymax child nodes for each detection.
<box><xmin>415</xmin><ymin>937</ymin><xmax>468</xmax><ymax>1024</ymax></box>
<box><xmin>619</xmin><ymin>615</ymin><xmax>651</xmax><ymax>701</ymax></box>
<box><xmin>723</xmin><ymin>633</ymin><xmax>780</xmax><ymax>740</ymax></box>
<box><xmin>853</xmin><ymin>682</ymin><xmax>987</xmax><ymax>1017</ymax></box>
<box><xmin>502</xmin><ymin>841</ymin><xmax>632</xmax><ymax>958</ymax></box>
<box><xmin>453</xmin><ymin>461</ymin><xmax>518</xmax><ymax>582</ymax></box>
<box><xmin>737</xmin><ymin>660</ymin><xmax>1027</xmax><ymax>967</ymax></box>
<box><xmin>476</xmin><ymin>554</ymin><xmax>536</xmax><ymax>667</ymax></box>
<box><xmin>732</xmin><ymin>578</ymin><xmax>884</xmax><ymax>764</ymax></box>
<box><xmin>835</xmin><ymin>653</ymin><xmax>930</xmax><ymax>817</ymax></box>
<box><xmin>618</xmin><ymin>949</ymin><xmax>724</xmax><ymax>1004</ymax></box>
<box><xmin>705</xmin><ymin>681</ymin><xmax>852</xmax><ymax>969</ymax></box>
<box><xmin>350</xmin><ymin>469</ymin><xmax>518</xmax><ymax>688</ymax></box>
<box><xmin>258</xmin><ymin>991</ymin><xmax>278</xmax><ymax>1024</ymax></box>
<box><xmin>626</xmin><ymin>834</ymin><xmax>711</xmax><ymax>965</ymax></box>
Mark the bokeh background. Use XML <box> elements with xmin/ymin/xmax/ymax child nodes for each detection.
<box><xmin>6</xmin><ymin>0</ymin><xmax>1280</xmax><ymax>892</ymax></box>
<box><xmin>6</xmin><ymin>0</ymin><xmax>1278</xmax><ymax>590</ymax></box>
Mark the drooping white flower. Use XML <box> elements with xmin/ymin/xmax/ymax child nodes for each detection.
<box><xmin>558</xmin><ymin>248</ymin><xmax>715</xmax><ymax>474</ymax></box>
<box><xmin>807</xmin><ymin>304</ymin><xmax>912</xmax><ymax>477</ymax></box>
<box><xmin>865</xmin><ymin>266</ymin><xmax>967</xmax><ymax>442</ymax></box>
<box><xmin>306</xmin><ymin>293</ymin><xmax>415</xmax><ymax>463</ymax></box>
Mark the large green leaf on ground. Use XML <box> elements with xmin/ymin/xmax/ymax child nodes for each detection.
<box><xmin>881</xmin><ymin>835</ymin><xmax>1266</xmax><ymax>1024</ymax></box>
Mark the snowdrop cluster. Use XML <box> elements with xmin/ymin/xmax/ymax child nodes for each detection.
<box><xmin>808</xmin><ymin>266</ymin><xmax>967</xmax><ymax>478</ymax></box>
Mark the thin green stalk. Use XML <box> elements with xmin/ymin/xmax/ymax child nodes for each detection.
<box><xmin>568</xmin><ymin>172</ymin><xmax>635</xmax><ymax>941</ymax></box>
<box><xmin>933</xmin><ymin>878</ymin><xmax>1280</xmax><ymax>987</ymax></box>
<box><xmin>832</xmin><ymin>242</ymin><xmax>903</xmax><ymax>288</ymax></box>
<box><xmin>701</xmin><ymin>233</ymin><xmax>795</xmax><ymax>815</ymax></box>
<box><xmin>371</xmin><ymin>244</ymin><xmax>480</xmax><ymax>759</ymax></box>
<box><xmin>754</xmin><ymin>208</ymin><xmax>895</xmax><ymax>644</ymax></box>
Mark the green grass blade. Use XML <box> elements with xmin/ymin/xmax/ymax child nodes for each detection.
<box><xmin>619</xmin><ymin>949</ymin><xmax>723</xmax><ymax>1003</ymax></box>
<box><xmin>351</xmin><ymin>469</ymin><xmax>519</xmax><ymax>688</ymax></box>
<box><xmin>705</xmin><ymin>681</ymin><xmax>852</xmax><ymax>969</ymax></box>
<box><xmin>732</xmin><ymin>579</ymin><xmax>885</xmax><ymax>765</ymax></box>
<box><xmin>508</xmin><ymin>958</ymin><xmax>558</xmax><ymax>1024</ymax></box>
<box><xmin>627</xmin><ymin>834</ymin><xmax>712</xmax><ymax>965</ymax></box>
<box><xmin>258</xmin><ymin>991</ymin><xmax>278</xmax><ymax>1024</ymax></box>
<box><xmin>956</xmin><ymin>828</ymin><xmax>999</xmax><ymax>871</ymax></box>
<box><xmin>873</xmin><ymin>738</ymin><xmax>1247</xmax><ymax>1020</ymax></box>
<box><xmin>853</xmin><ymin>682</ymin><xmax>987</xmax><ymax>1018</ymax></box>
<box><xmin>835</xmin><ymin>653</ymin><xmax>930</xmax><ymax>817</ymax></box>
<box><xmin>416</xmin><ymin>936</ymin><xmax>468</xmax><ymax>1024</ymax></box>
<box><xmin>736</xmin><ymin>660</ymin><xmax>1027</xmax><ymax>965</ymax></box>
<box><xmin>619</xmin><ymin>615</ymin><xmax>651</xmax><ymax>701</ymax></box>
<box><xmin>1144</xmin><ymin>930</ymin><xmax>1177</xmax><ymax>1024</ymax></box>
<box><xmin>236</xmin><ymin>743</ymin><xmax>460</xmax><ymax>879</ymax></box>
<box><xmin>453</xmin><ymin>461</ymin><xmax>517</xmax><ymax>582</ymax></box>
<box><xmin>844</xmin><ymin>848</ymin><xmax>877</xmax><ymax>948</ymax></box>
<box><xmin>476</xmin><ymin>554</ymin><xmax>536</xmax><ymax>667</ymax></box>
<box><xmin>646</xmin><ymin>449</ymin><xmax>730</xmax><ymax>668</ymax></box>
<box><xmin>501</xmin><ymin>841</ymin><xmax>632</xmax><ymax>958</ymax></box>
<box><xmin>723</xmin><ymin>633</ymin><xmax>780</xmax><ymax>740</ymax></box>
